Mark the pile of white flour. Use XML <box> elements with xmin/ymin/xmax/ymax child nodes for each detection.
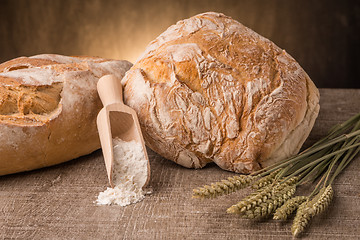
<box><xmin>96</xmin><ymin>138</ymin><xmax>149</xmax><ymax>206</ymax></box>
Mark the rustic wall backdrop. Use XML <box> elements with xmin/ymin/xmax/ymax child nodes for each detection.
<box><xmin>0</xmin><ymin>0</ymin><xmax>359</xmax><ymax>88</ymax></box>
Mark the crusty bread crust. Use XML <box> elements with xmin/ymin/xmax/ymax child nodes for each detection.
<box><xmin>122</xmin><ymin>12</ymin><xmax>320</xmax><ymax>173</ymax></box>
<box><xmin>0</xmin><ymin>54</ymin><xmax>132</xmax><ymax>175</ymax></box>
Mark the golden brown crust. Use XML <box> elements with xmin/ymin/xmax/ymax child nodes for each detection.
<box><xmin>122</xmin><ymin>12</ymin><xmax>320</xmax><ymax>173</ymax></box>
<box><xmin>0</xmin><ymin>57</ymin><xmax>57</xmax><ymax>72</ymax></box>
<box><xmin>0</xmin><ymin>54</ymin><xmax>132</xmax><ymax>175</ymax></box>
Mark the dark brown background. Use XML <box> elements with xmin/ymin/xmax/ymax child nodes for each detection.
<box><xmin>0</xmin><ymin>0</ymin><xmax>359</xmax><ymax>88</ymax></box>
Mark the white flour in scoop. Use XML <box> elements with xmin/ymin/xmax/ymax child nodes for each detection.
<box><xmin>96</xmin><ymin>138</ymin><xmax>149</xmax><ymax>206</ymax></box>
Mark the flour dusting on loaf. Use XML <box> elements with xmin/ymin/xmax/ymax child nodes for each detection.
<box><xmin>122</xmin><ymin>12</ymin><xmax>320</xmax><ymax>173</ymax></box>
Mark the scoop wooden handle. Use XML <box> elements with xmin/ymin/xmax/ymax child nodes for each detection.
<box><xmin>97</xmin><ymin>74</ymin><xmax>124</xmax><ymax>106</ymax></box>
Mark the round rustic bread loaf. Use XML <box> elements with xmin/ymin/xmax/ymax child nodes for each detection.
<box><xmin>0</xmin><ymin>54</ymin><xmax>132</xmax><ymax>175</ymax></box>
<box><xmin>121</xmin><ymin>12</ymin><xmax>320</xmax><ymax>173</ymax></box>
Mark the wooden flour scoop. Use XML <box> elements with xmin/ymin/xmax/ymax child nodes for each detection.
<box><xmin>96</xmin><ymin>74</ymin><xmax>150</xmax><ymax>188</ymax></box>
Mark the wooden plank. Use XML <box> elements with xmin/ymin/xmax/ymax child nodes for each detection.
<box><xmin>0</xmin><ymin>88</ymin><xmax>360</xmax><ymax>239</ymax></box>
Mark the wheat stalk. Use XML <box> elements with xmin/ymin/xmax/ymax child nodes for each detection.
<box><xmin>251</xmin><ymin>169</ymin><xmax>281</xmax><ymax>190</ymax></box>
<box><xmin>243</xmin><ymin>185</ymin><xmax>296</xmax><ymax>219</ymax></box>
<box><xmin>192</xmin><ymin>112</ymin><xmax>360</xmax><ymax>237</ymax></box>
<box><xmin>291</xmin><ymin>201</ymin><xmax>312</xmax><ymax>237</ymax></box>
<box><xmin>310</xmin><ymin>185</ymin><xmax>334</xmax><ymax>215</ymax></box>
<box><xmin>227</xmin><ymin>177</ymin><xmax>298</xmax><ymax>216</ymax></box>
<box><xmin>291</xmin><ymin>185</ymin><xmax>334</xmax><ymax>237</ymax></box>
<box><xmin>192</xmin><ymin>175</ymin><xmax>255</xmax><ymax>199</ymax></box>
<box><xmin>273</xmin><ymin>196</ymin><xmax>308</xmax><ymax>220</ymax></box>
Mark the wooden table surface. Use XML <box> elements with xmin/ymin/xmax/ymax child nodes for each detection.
<box><xmin>1</xmin><ymin>88</ymin><xmax>359</xmax><ymax>240</ymax></box>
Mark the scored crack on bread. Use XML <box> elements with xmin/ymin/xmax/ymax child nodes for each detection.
<box><xmin>121</xmin><ymin>12</ymin><xmax>320</xmax><ymax>173</ymax></box>
<box><xmin>0</xmin><ymin>54</ymin><xmax>132</xmax><ymax>175</ymax></box>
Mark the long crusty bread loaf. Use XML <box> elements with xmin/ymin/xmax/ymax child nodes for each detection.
<box><xmin>0</xmin><ymin>54</ymin><xmax>132</xmax><ymax>175</ymax></box>
<box><xmin>121</xmin><ymin>12</ymin><xmax>320</xmax><ymax>173</ymax></box>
